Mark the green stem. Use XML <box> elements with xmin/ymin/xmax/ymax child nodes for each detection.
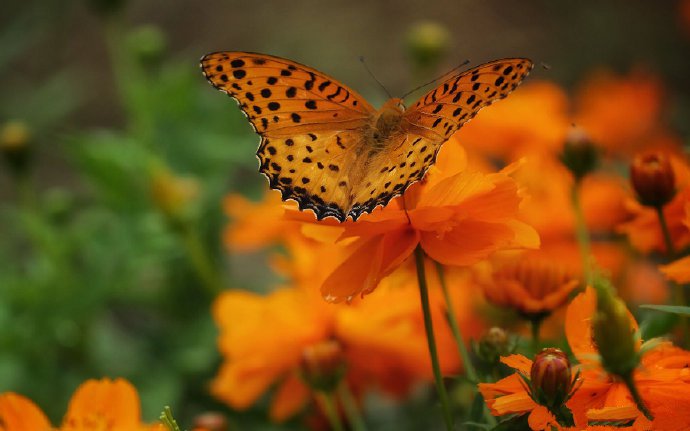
<box><xmin>435</xmin><ymin>262</ymin><xmax>495</xmax><ymax>427</ymax></box>
<box><xmin>571</xmin><ymin>182</ymin><xmax>593</xmax><ymax>286</ymax></box>
<box><xmin>622</xmin><ymin>373</ymin><xmax>654</xmax><ymax>421</ymax></box>
<box><xmin>655</xmin><ymin>205</ymin><xmax>676</xmax><ymax>258</ymax></box>
<box><xmin>435</xmin><ymin>262</ymin><xmax>477</xmax><ymax>383</ymax></box>
<box><xmin>337</xmin><ymin>382</ymin><xmax>367</xmax><ymax>431</ymax></box>
<box><xmin>317</xmin><ymin>392</ymin><xmax>345</xmax><ymax>431</ymax></box>
<box><xmin>414</xmin><ymin>246</ymin><xmax>454</xmax><ymax>431</ymax></box>
<box><xmin>531</xmin><ymin>318</ymin><xmax>542</xmax><ymax>352</ymax></box>
<box><xmin>177</xmin><ymin>222</ymin><xmax>223</xmax><ymax>295</ymax></box>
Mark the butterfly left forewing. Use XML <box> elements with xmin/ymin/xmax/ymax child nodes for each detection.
<box><xmin>201</xmin><ymin>52</ymin><xmax>377</xmax><ymax>221</ymax></box>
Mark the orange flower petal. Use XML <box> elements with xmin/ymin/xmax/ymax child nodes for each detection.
<box><xmin>528</xmin><ymin>405</ymin><xmax>557</xmax><ymax>430</ymax></box>
<box><xmin>61</xmin><ymin>378</ymin><xmax>143</xmax><ymax>430</ymax></box>
<box><xmin>322</xmin><ymin>229</ymin><xmax>419</xmax><ymax>302</ymax></box>
<box><xmin>269</xmin><ymin>373</ymin><xmax>310</xmax><ymax>422</ymax></box>
<box><xmin>0</xmin><ymin>393</ymin><xmax>51</xmax><ymax>431</ymax></box>
<box><xmin>660</xmin><ymin>255</ymin><xmax>690</xmax><ymax>284</ymax></box>
<box><xmin>501</xmin><ymin>354</ymin><xmax>533</xmax><ymax>374</ymax></box>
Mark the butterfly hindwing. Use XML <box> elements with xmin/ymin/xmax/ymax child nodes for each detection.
<box><xmin>258</xmin><ymin>130</ymin><xmax>364</xmax><ymax>221</ymax></box>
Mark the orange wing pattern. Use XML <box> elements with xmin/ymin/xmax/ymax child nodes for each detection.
<box><xmin>201</xmin><ymin>52</ymin><xmax>376</xmax><ymax>221</ymax></box>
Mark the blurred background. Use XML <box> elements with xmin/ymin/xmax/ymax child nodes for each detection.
<box><xmin>1</xmin><ymin>0</ymin><xmax>689</xmax><ymax>428</ymax></box>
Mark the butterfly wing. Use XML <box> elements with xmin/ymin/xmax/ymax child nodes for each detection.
<box><xmin>201</xmin><ymin>52</ymin><xmax>376</xmax><ymax>221</ymax></box>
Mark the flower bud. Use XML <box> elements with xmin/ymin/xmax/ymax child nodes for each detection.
<box><xmin>149</xmin><ymin>165</ymin><xmax>199</xmax><ymax>225</ymax></box>
<box><xmin>559</xmin><ymin>127</ymin><xmax>598</xmax><ymax>182</ymax></box>
<box><xmin>592</xmin><ymin>279</ymin><xmax>639</xmax><ymax>377</ymax></box>
<box><xmin>530</xmin><ymin>348</ymin><xmax>572</xmax><ymax>409</ymax></box>
<box><xmin>300</xmin><ymin>340</ymin><xmax>346</xmax><ymax>392</ymax></box>
<box><xmin>193</xmin><ymin>412</ymin><xmax>227</xmax><ymax>431</ymax></box>
<box><xmin>630</xmin><ymin>151</ymin><xmax>676</xmax><ymax>207</ymax></box>
<box><xmin>128</xmin><ymin>25</ymin><xmax>167</xmax><ymax>68</ymax></box>
<box><xmin>1</xmin><ymin>120</ymin><xmax>32</xmax><ymax>176</ymax></box>
<box><xmin>406</xmin><ymin>21</ymin><xmax>450</xmax><ymax>71</ymax></box>
<box><xmin>476</xmin><ymin>327</ymin><xmax>512</xmax><ymax>365</ymax></box>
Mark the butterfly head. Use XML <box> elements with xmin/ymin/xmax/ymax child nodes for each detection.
<box><xmin>373</xmin><ymin>98</ymin><xmax>406</xmax><ymax>143</ymax></box>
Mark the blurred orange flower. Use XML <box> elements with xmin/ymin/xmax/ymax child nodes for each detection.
<box><xmin>0</xmin><ymin>393</ymin><xmax>51</xmax><ymax>431</ymax></box>
<box><xmin>453</xmin><ymin>81</ymin><xmax>570</xmax><ymax>160</ymax></box>
<box><xmin>480</xmin><ymin>252</ymin><xmax>580</xmax><ymax>319</ymax></box>
<box><xmin>0</xmin><ymin>378</ymin><xmax>159</xmax><ymax>431</ymax></box>
<box><xmin>211</xmin><ymin>287</ymin><xmax>332</xmax><ymax>421</ymax></box>
<box><xmin>211</xmin><ymin>263</ymin><xmax>483</xmax><ymax>421</ymax></box>
<box><xmin>292</xmin><ymin>144</ymin><xmax>538</xmax><ymax>303</ymax></box>
<box><xmin>573</xmin><ymin>70</ymin><xmax>665</xmax><ymax>155</ymax></box>
<box><xmin>223</xmin><ymin>190</ymin><xmax>302</xmax><ymax>251</ymax></box>
<box><xmin>661</xmin><ymin>255</ymin><xmax>690</xmax><ymax>283</ymax></box>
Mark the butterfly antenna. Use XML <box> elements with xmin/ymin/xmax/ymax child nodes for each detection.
<box><xmin>400</xmin><ymin>59</ymin><xmax>471</xmax><ymax>100</ymax></box>
<box><xmin>359</xmin><ymin>56</ymin><xmax>393</xmax><ymax>99</ymax></box>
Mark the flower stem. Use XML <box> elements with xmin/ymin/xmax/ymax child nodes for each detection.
<box><xmin>435</xmin><ymin>262</ymin><xmax>476</xmax><ymax>383</ymax></box>
<box><xmin>337</xmin><ymin>382</ymin><xmax>367</xmax><ymax>431</ymax></box>
<box><xmin>531</xmin><ymin>317</ymin><xmax>542</xmax><ymax>352</ymax></box>
<box><xmin>435</xmin><ymin>262</ymin><xmax>495</xmax><ymax>427</ymax></box>
<box><xmin>655</xmin><ymin>205</ymin><xmax>676</xmax><ymax>258</ymax></box>
<box><xmin>414</xmin><ymin>246</ymin><xmax>454</xmax><ymax>431</ymax></box>
<box><xmin>622</xmin><ymin>373</ymin><xmax>654</xmax><ymax>421</ymax></box>
<box><xmin>571</xmin><ymin>182</ymin><xmax>593</xmax><ymax>286</ymax></box>
<box><xmin>317</xmin><ymin>391</ymin><xmax>345</xmax><ymax>431</ymax></box>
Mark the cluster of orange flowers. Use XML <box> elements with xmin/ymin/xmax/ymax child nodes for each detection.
<box><xmin>3</xmin><ymin>66</ymin><xmax>690</xmax><ymax>431</ymax></box>
<box><xmin>214</xmin><ymin>66</ymin><xmax>690</xmax><ymax>430</ymax></box>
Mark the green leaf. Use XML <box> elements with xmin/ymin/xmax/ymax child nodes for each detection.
<box><xmin>640</xmin><ymin>304</ymin><xmax>690</xmax><ymax>316</ymax></box>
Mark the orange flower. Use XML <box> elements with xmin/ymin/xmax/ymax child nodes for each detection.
<box><xmin>565</xmin><ymin>288</ymin><xmax>690</xmax><ymax>429</ymax></box>
<box><xmin>618</xmin><ymin>155</ymin><xmax>690</xmax><ymax>254</ymax></box>
<box><xmin>290</xmin><ymin>143</ymin><xmax>538</xmax><ymax>303</ymax></box>
<box><xmin>481</xmin><ymin>287</ymin><xmax>690</xmax><ymax>430</ymax></box>
<box><xmin>0</xmin><ymin>393</ymin><xmax>51</xmax><ymax>431</ymax></box>
<box><xmin>211</xmin><ymin>264</ymin><xmax>483</xmax><ymax>420</ymax></box>
<box><xmin>211</xmin><ymin>287</ymin><xmax>332</xmax><ymax>421</ymax></box>
<box><xmin>573</xmin><ymin>70</ymin><xmax>665</xmax><ymax>155</ymax></box>
<box><xmin>478</xmin><ymin>354</ymin><xmax>574</xmax><ymax>430</ymax></box>
<box><xmin>660</xmin><ymin>255</ymin><xmax>690</xmax><ymax>283</ymax></box>
<box><xmin>452</xmin><ymin>81</ymin><xmax>570</xmax><ymax>160</ymax></box>
<box><xmin>222</xmin><ymin>190</ymin><xmax>302</xmax><ymax>251</ymax></box>
<box><xmin>479</xmin><ymin>252</ymin><xmax>580</xmax><ymax>319</ymax></box>
<box><xmin>0</xmin><ymin>378</ymin><xmax>158</xmax><ymax>431</ymax></box>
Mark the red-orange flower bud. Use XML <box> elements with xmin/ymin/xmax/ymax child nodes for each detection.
<box><xmin>630</xmin><ymin>151</ymin><xmax>676</xmax><ymax>207</ymax></box>
<box><xmin>300</xmin><ymin>340</ymin><xmax>346</xmax><ymax>392</ymax></box>
<box><xmin>530</xmin><ymin>348</ymin><xmax>572</xmax><ymax>409</ymax></box>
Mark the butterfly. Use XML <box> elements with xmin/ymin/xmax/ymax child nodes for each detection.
<box><xmin>201</xmin><ymin>52</ymin><xmax>533</xmax><ymax>222</ymax></box>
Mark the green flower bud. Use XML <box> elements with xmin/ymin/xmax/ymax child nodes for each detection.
<box><xmin>406</xmin><ymin>21</ymin><xmax>451</xmax><ymax>71</ymax></box>
<box><xmin>300</xmin><ymin>340</ymin><xmax>346</xmax><ymax>393</ymax></box>
<box><xmin>127</xmin><ymin>25</ymin><xmax>167</xmax><ymax>68</ymax></box>
<box><xmin>1</xmin><ymin>120</ymin><xmax>31</xmax><ymax>176</ymax></box>
<box><xmin>592</xmin><ymin>279</ymin><xmax>639</xmax><ymax>377</ymax></box>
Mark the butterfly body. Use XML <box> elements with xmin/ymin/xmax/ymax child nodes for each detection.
<box><xmin>201</xmin><ymin>52</ymin><xmax>533</xmax><ymax>221</ymax></box>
